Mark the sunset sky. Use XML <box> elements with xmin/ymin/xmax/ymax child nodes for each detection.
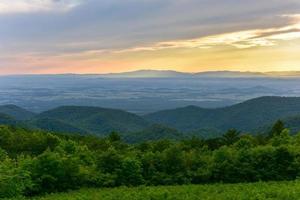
<box><xmin>1</xmin><ymin>0</ymin><xmax>300</xmax><ymax>74</ymax></box>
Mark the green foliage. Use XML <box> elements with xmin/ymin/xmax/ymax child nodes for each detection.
<box><xmin>15</xmin><ymin>181</ymin><xmax>300</xmax><ymax>200</ymax></box>
<box><xmin>270</xmin><ymin>129</ymin><xmax>291</xmax><ymax>146</ymax></box>
<box><xmin>26</xmin><ymin>150</ymin><xmax>80</xmax><ymax>194</ymax></box>
<box><xmin>0</xmin><ymin>147</ymin><xmax>7</xmax><ymax>161</ymax></box>
<box><xmin>269</xmin><ymin>120</ymin><xmax>285</xmax><ymax>137</ymax></box>
<box><xmin>119</xmin><ymin>157</ymin><xmax>144</xmax><ymax>186</ymax></box>
<box><xmin>3</xmin><ymin>124</ymin><xmax>300</xmax><ymax>198</ymax></box>
<box><xmin>0</xmin><ymin>126</ymin><xmax>60</xmax><ymax>157</ymax></box>
<box><xmin>222</xmin><ymin>129</ymin><xmax>240</xmax><ymax>145</ymax></box>
<box><xmin>125</xmin><ymin>124</ymin><xmax>184</xmax><ymax>143</ymax></box>
<box><xmin>108</xmin><ymin>131</ymin><xmax>122</xmax><ymax>142</ymax></box>
<box><xmin>0</xmin><ymin>156</ymin><xmax>32</xmax><ymax>198</ymax></box>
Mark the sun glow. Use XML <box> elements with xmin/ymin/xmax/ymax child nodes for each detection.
<box><xmin>1</xmin><ymin>1</ymin><xmax>300</xmax><ymax>74</ymax></box>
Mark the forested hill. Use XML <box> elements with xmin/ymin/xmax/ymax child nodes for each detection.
<box><xmin>32</xmin><ymin>106</ymin><xmax>150</xmax><ymax>135</ymax></box>
<box><xmin>145</xmin><ymin>96</ymin><xmax>300</xmax><ymax>132</ymax></box>
<box><xmin>2</xmin><ymin>96</ymin><xmax>300</xmax><ymax>139</ymax></box>
<box><xmin>0</xmin><ymin>105</ymin><xmax>35</xmax><ymax>120</ymax></box>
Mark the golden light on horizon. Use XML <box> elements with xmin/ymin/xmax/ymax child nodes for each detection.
<box><xmin>1</xmin><ymin>2</ymin><xmax>300</xmax><ymax>74</ymax></box>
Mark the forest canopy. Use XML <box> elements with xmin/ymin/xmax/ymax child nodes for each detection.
<box><xmin>0</xmin><ymin>121</ymin><xmax>299</xmax><ymax>198</ymax></box>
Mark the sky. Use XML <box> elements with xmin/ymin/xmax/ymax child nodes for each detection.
<box><xmin>0</xmin><ymin>0</ymin><xmax>300</xmax><ymax>74</ymax></box>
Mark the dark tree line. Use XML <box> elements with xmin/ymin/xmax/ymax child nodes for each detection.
<box><xmin>0</xmin><ymin>120</ymin><xmax>299</xmax><ymax>198</ymax></box>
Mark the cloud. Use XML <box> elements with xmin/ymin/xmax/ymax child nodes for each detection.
<box><xmin>1</xmin><ymin>0</ymin><xmax>300</xmax><ymax>54</ymax></box>
<box><xmin>114</xmin><ymin>14</ymin><xmax>300</xmax><ymax>52</ymax></box>
<box><xmin>0</xmin><ymin>0</ymin><xmax>82</xmax><ymax>14</ymax></box>
<box><xmin>0</xmin><ymin>0</ymin><xmax>300</xmax><ymax>74</ymax></box>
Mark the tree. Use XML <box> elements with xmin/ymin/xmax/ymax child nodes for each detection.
<box><xmin>212</xmin><ymin>146</ymin><xmax>238</xmax><ymax>182</ymax></box>
<box><xmin>269</xmin><ymin>120</ymin><xmax>285</xmax><ymax>137</ymax></box>
<box><xmin>0</xmin><ymin>157</ymin><xmax>32</xmax><ymax>198</ymax></box>
<box><xmin>205</xmin><ymin>138</ymin><xmax>223</xmax><ymax>150</ymax></box>
<box><xmin>108</xmin><ymin>131</ymin><xmax>121</xmax><ymax>142</ymax></box>
<box><xmin>96</xmin><ymin>147</ymin><xmax>122</xmax><ymax>174</ymax></box>
<box><xmin>118</xmin><ymin>157</ymin><xmax>144</xmax><ymax>186</ymax></box>
<box><xmin>222</xmin><ymin>129</ymin><xmax>240</xmax><ymax>146</ymax></box>
<box><xmin>162</xmin><ymin>145</ymin><xmax>188</xmax><ymax>184</ymax></box>
<box><xmin>273</xmin><ymin>146</ymin><xmax>297</xmax><ymax>180</ymax></box>
<box><xmin>270</xmin><ymin>129</ymin><xmax>291</xmax><ymax>146</ymax></box>
<box><xmin>234</xmin><ymin>135</ymin><xmax>255</xmax><ymax>149</ymax></box>
<box><xmin>27</xmin><ymin>150</ymin><xmax>81</xmax><ymax>194</ymax></box>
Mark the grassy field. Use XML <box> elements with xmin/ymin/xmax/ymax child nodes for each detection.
<box><xmin>12</xmin><ymin>181</ymin><xmax>300</xmax><ymax>200</ymax></box>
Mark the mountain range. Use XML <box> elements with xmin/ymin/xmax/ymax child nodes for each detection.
<box><xmin>98</xmin><ymin>70</ymin><xmax>300</xmax><ymax>78</ymax></box>
<box><xmin>145</xmin><ymin>96</ymin><xmax>300</xmax><ymax>133</ymax></box>
<box><xmin>1</xmin><ymin>96</ymin><xmax>300</xmax><ymax>141</ymax></box>
<box><xmin>10</xmin><ymin>70</ymin><xmax>300</xmax><ymax>79</ymax></box>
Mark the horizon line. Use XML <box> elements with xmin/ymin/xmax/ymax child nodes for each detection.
<box><xmin>2</xmin><ymin>69</ymin><xmax>300</xmax><ymax>77</ymax></box>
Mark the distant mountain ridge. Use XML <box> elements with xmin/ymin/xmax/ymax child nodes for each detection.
<box><xmin>194</xmin><ymin>71</ymin><xmax>266</xmax><ymax>78</ymax></box>
<box><xmin>4</xmin><ymin>70</ymin><xmax>300</xmax><ymax>79</ymax></box>
<box><xmin>102</xmin><ymin>70</ymin><xmax>190</xmax><ymax>78</ymax></box>
<box><xmin>2</xmin><ymin>96</ymin><xmax>300</xmax><ymax>139</ymax></box>
<box><xmin>99</xmin><ymin>70</ymin><xmax>300</xmax><ymax>78</ymax></box>
<box><xmin>0</xmin><ymin>105</ymin><xmax>35</xmax><ymax>120</ymax></box>
<box><xmin>265</xmin><ymin>71</ymin><xmax>300</xmax><ymax>77</ymax></box>
<box><xmin>145</xmin><ymin>96</ymin><xmax>300</xmax><ymax>133</ymax></box>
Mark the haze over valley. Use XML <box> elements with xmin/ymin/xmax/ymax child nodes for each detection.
<box><xmin>2</xmin><ymin>70</ymin><xmax>300</xmax><ymax>114</ymax></box>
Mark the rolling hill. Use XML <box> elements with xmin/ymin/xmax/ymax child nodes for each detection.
<box><xmin>2</xmin><ymin>96</ymin><xmax>300</xmax><ymax>139</ymax></box>
<box><xmin>32</xmin><ymin>106</ymin><xmax>150</xmax><ymax>135</ymax></box>
<box><xmin>0</xmin><ymin>105</ymin><xmax>35</xmax><ymax>120</ymax></box>
<box><xmin>145</xmin><ymin>96</ymin><xmax>300</xmax><ymax>133</ymax></box>
<box><xmin>29</xmin><ymin>117</ymin><xmax>87</xmax><ymax>134</ymax></box>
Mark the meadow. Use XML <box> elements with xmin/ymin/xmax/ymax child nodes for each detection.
<box><xmin>12</xmin><ymin>181</ymin><xmax>300</xmax><ymax>200</ymax></box>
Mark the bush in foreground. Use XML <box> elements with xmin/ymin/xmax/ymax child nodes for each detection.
<box><xmin>2</xmin><ymin>123</ymin><xmax>300</xmax><ymax>198</ymax></box>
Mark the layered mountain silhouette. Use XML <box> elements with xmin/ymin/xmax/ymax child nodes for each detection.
<box><xmin>145</xmin><ymin>96</ymin><xmax>300</xmax><ymax>133</ymax></box>
<box><xmin>4</xmin><ymin>70</ymin><xmax>300</xmax><ymax>80</ymax></box>
<box><xmin>0</xmin><ymin>105</ymin><xmax>35</xmax><ymax>120</ymax></box>
<box><xmin>32</xmin><ymin>106</ymin><xmax>150</xmax><ymax>135</ymax></box>
<box><xmin>1</xmin><ymin>96</ymin><xmax>300</xmax><ymax>140</ymax></box>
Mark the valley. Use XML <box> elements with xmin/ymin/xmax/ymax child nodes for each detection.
<box><xmin>1</xmin><ymin>72</ymin><xmax>300</xmax><ymax>114</ymax></box>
